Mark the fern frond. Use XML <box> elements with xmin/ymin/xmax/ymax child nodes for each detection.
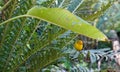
<box><xmin>14</xmin><ymin>0</ymin><xmax>84</xmax><ymax>70</ymax></box>
<box><xmin>0</xmin><ymin>0</ymin><xmax>111</xmax><ymax>72</ymax></box>
<box><xmin>0</xmin><ymin>0</ymin><xmax>36</xmax><ymax>71</ymax></box>
<box><xmin>76</xmin><ymin>0</ymin><xmax>112</xmax><ymax>21</ymax></box>
<box><xmin>24</xmin><ymin>31</ymin><xmax>77</xmax><ymax>71</ymax></box>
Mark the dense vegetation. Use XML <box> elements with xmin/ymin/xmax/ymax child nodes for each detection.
<box><xmin>0</xmin><ymin>0</ymin><xmax>120</xmax><ymax>72</ymax></box>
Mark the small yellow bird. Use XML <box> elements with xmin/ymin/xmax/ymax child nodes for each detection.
<box><xmin>74</xmin><ymin>40</ymin><xmax>83</xmax><ymax>51</ymax></box>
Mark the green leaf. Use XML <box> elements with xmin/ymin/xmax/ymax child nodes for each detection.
<box><xmin>27</xmin><ymin>6</ymin><xmax>107</xmax><ymax>41</ymax></box>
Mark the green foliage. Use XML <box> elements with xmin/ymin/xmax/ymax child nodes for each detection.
<box><xmin>27</xmin><ymin>6</ymin><xmax>107</xmax><ymax>41</ymax></box>
<box><xmin>0</xmin><ymin>0</ymin><xmax>117</xmax><ymax>72</ymax></box>
<box><xmin>97</xmin><ymin>1</ymin><xmax>120</xmax><ymax>33</ymax></box>
<box><xmin>0</xmin><ymin>0</ymin><xmax>37</xmax><ymax>71</ymax></box>
<box><xmin>75</xmin><ymin>0</ymin><xmax>112</xmax><ymax>21</ymax></box>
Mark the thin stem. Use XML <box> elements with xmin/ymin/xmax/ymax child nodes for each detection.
<box><xmin>0</xmin><ymin>15</ymin><xmax>33</xmax><ymax>26</ymax></box>
<box><xmin>0</xmin><ymin>0</ymin><xmax>12</xmax><ymax>11</ymax></box>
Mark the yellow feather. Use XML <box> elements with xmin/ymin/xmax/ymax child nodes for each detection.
<box><xmin>74</xmin><ymin>40</ymin><xmax>83</xmax><ymax>51</ymax></box>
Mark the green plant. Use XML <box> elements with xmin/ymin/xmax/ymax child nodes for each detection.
<box><xmin>0</xmin><ymin>0</ymin><xmax>116</xmax><ymax>72</ymax></box>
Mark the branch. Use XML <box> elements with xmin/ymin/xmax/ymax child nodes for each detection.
<box><xmin>109</xmin><ymin>30</ymin><xmax>120</xmax><ymax>66</ymax></box>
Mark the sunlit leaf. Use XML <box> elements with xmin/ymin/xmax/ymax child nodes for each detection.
<box><xmin>27</xmin><ymin>6</ymin><xmax>107</xmax><ymax>41</ymax></box>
